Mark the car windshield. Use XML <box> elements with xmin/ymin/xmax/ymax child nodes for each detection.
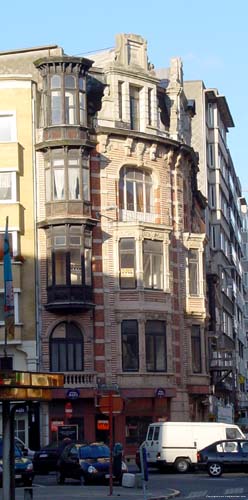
<box><xmin>0</xmin><ymin>442</ymin><xmax>22</xmax><ymax>458</ymax></box>
<box><xmin>79</xmin><ymin>445</ymin><xmax>110</xmax><ymax>459</ymax></box>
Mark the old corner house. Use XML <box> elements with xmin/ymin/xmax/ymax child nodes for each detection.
<box><xmin>4</xmin><ymin>32</ymin><xmax>243</xmax><ymax>455</ymax></box>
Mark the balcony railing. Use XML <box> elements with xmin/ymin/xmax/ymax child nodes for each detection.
<box><xmin>64</xmin><ymin>371</ymin><xmax>97</xmax><ymax>388</ymax></box>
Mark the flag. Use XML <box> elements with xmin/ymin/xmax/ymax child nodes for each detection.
<box><xmin>3</xmin><ymin>217</ymin><xmax>14</xmax><ymax>340</ymax></box>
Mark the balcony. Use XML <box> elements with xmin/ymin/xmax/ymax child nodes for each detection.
<box><xmin>64</xmin><ymin>371</ymin><xmax>97</xmax><ymax>388</ymax></box>
<box><xmin>46</xmin><ymin>285</ymin><xmax>94</xmax><ymax>312</ymax></box>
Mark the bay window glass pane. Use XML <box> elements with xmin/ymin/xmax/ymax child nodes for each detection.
<box><xmin>126</xmin><ymin>181</ymin><xmax>134</xmax><ymax>210</ymax></box>
<box><xmin>69</xmin><ymin>167</ymin><xmax>80</xmax><ymax>199</ymax></box>
<box><xmin>82</xmin><ymin>168</ymin><xmax>90</xmax><ymax>201</ymax></box>
<box><xmin>51</xmin><ymin>75</ymin><xmax>61</xmax><ymax>89</ymax></box>
<box><xmin>121</xmin><ymin>320</ymin><xmax>139</xmax><ymax>371</ymax></box>
<box><xmin>191</xmin><ymin>325</ymin><xmax>201</xmax><ymax>373</ymax></box>
<box><xmin>47</xmin><ymin>248</ymin><xmax>52</xmax><ymax>286</ymax></box>
<box><xmin>45</xmin><ymin>169</ymin><xmax>51</xmax><ymax>201</ymax></box>
<box><xmin>55</xmin><ymin>250</ymin><xmax>66</xmax><ymax>284</ymax></box>
<box><xmin>65</xmin><ymin>91</ymin><xmax>76</xmax><ymax>124</ymax></box>
<box><xmin>145</xmin><ymin>320</ymin><xmax>166</xmax><ymax>372</ymax></box>
<box><xmin>59</xmin><ymin>343</ymin><xmax>66</xmax><ymax>371</ymax></box>
<box><xmin>53</xmin><ymin>169</ymin><xmax>65</xmax><ymax>200</ymax></box>
<box><xmin>79</xmin><ymin>77</ymin><xmax>86</xmax><ymax>91</ymax></box>
<box><xmin>143</xmin><ymin>240</ymin><xmax>163</xmax><ymax>289</ymax></box>
<box><xmin>51</xmin><ymin>343</ymin><xmax>59</xmax><ymax>371</ymax></box>
<box><xmin>70</xmin><ymin>248</ymin><xmax>81</xmax><ymax>284</ymax></box>
<box><xmin>146</xmin><ymin>184</ymin><xmax>151</xmax><ymax>213</ymax></box>
<box><xmin>65</xmin><ymin>75</ymin><xmax>76</xmax><ymax>89</ymax></box>
<box><xmin>136</xmin><ymin>182</ymin><xmax>143</xmax><ymax>212</ymax></box>
<box><xmin>0</xmin><ymin>115</ymin><xmax>14</xmax><ymax>142</ymax></box>
<box><xmin>79</xmin><ymin>93</ymin><xmax>86</xmax><ymax>123</ymax></box>
<box><xmin>119</xmin><ymin>238</ymin><xmax>135</xmax><ymax>289</ymax></box>
<box><xmin>51</xmin><ymin>91</ymin><xmax>62</xmax><ymax>124</ymax></box>
<box><xmin>84</xmin><ymin>248</ymin><xmax>92</xmax><ymax>285</ymax></box>
<box><xmin>119</xmin><ymin>176</ymin><xmax>124</xmax><ymax>209</ymax></box>
<box><xmin>189</xmin><ymin>249</ymin><xmax>199</xmax><ymax>295</ymax></box>
<box><xmin>0</xmin><ymin>172</ymin><xmax>12</xmax><ymax>200</ymax></box>
<box><xmin>68</xmin><ymin>343</ymin><xmax>75</xmax><ymax>370</ymax></box>
<box><xmin>152</xmin><ymin>254</ymin><xmax>163</xmax><ymax>289</ymax></box>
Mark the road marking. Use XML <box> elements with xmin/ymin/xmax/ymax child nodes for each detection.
<box><xmin>224</xmin><ymin>488</ymin><xmax>244</xmax><ymax>494</ymax></box>
<box><xmin>186</xmin><ymin>491</ymin><xmax>208</xmax><ymax>497</ymax></box>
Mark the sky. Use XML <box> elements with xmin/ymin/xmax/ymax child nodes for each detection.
<box><xmin>1</xmin><ymin>0</ymin><xmax>247</xmax><ymax>192</ymax></box>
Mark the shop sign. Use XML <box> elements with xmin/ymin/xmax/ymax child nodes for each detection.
<box><xmin>66</xmin><ymin>389</ymin><xmax>80</xmax><ymax>400</ymax></box>
<box><xmin>51</xmin><ymin>420</ymin><xmax>64</xmax><ymax>432</ymax></box>
<box><xmin>97</xmin><ymin>419</ymin><xmax>109</xmax><ymax>430</ymax></box>
<box><xmin>155</xmin><ymin>388</ymin><xmax>166</xmax><ymax>398</ymax></box>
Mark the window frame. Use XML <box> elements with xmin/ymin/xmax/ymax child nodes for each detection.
<box><xmin>0</xmin><ymin>112</ymin><xmax>16</xmax><ymax>142</ymax></box>
<box><xmin>0</xmin><ymin>171</ymin><xmax>17</xmax><ymax>202</ymax></box>
<box><xmin>119</xmin><ymin>166</ymin><xmax>153</xmax><ymax>215</ymax></box>
<box><xmin>145</xmin><ymin>320</ymin><xmax>167</xmax><ymax>372</ymax></box>
<box><xmin>0</xmin><ymin>289</ymin><xmax>20</xmax><ymax>324</ymax></box>
<box><xmin>49</xmin><ymin>321</ymin><xmax>84</xmax><ymax>372</ymax></box>
<box><xmin>121</xmin><ymin>319</ymin><xmax>139</xmax><ymax>372</ymax></box>
<box><xmin>188</xmin><ymin>248</ymin><xmax>200</xmax><ymax>296</ymax></box>
<box><xmin>191</xmin><ymin>324</ymin><xmax>202</xmax><ymax>373</ymax></box>
<box><xmin>46</xmin><ymin>225</ymin><xmax>92</xmax><ymax>288</ymax></box>
<box><xmin>119</xmin><ymin>238</ymin><xmax>136</xmax><ymax>289</ymax></box>
<box><xmin>129</xmin><ymin>85</ymin><xmax>140</xmax><ymax>130</ymax></box>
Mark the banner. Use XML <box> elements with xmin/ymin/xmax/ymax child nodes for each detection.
<box><xmin>4</xmin><ymin>217</ymin><xmax>14</xmax><ymax>340</ymax></box>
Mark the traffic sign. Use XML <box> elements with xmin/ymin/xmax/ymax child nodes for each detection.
<box><xmin>65</xmin><ymin>401</ymin><xmax>73</xmax><ymax>419</ymax></box>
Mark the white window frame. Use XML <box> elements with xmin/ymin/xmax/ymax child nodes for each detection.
<box><xmin>0</xmin><ymin>289</ymin><xmax>20</xmax><ymax>324</ymax></box>
<box><xmin>0</xmin><ymin>170</ymin><xmax>17</xmax><ymax>202</ymax></box>
<box><xmin>0</xmin><ymin>229</ymin><xmax>19</xmax><ymax>258</ymax></box>
<box><xmin>0</xmin><ymin>111</ymin><xmax>17</xmax><ymax>142</ymax></box>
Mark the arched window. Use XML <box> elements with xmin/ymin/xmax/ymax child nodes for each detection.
<box><xmin>50</xmin><ymin>321</ymin><xmax>84</xmax><ymax>372</ymax></box>
<box><xmin>119</xmin><ymin>167</ymin><xmax>152</xmax><ymax>215</ymax></box>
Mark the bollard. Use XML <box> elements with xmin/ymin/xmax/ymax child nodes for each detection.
<box><xmin>24</xmin><ymin>487</ymin><xmax>33</xmax><ymax>500</ymax></box>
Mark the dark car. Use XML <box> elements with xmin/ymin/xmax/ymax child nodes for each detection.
<box><xmin>33</xmin><ymin>438</ymin><xmax>72</xmax><ymax>474</ymax></box>
<box><xmin>57</xmin><ymin>442</ymin><xmax>128</xmax><ymax>485</ymax></box>
<box><xmin>197</xmin><ymin>439</ymin><xmax>248</xmax><ymax>477</ymax></box>
<box><xmin>0</xmin><ymin>440</ymin><xmax>34</xmax><ymax>486</ymax></box>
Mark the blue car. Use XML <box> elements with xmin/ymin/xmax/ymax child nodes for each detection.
<box><xmin>57</xmin><ymin>442</ymin><xmax>128</xmax><ymax>485</ymax></box>
<box><xmin>0</xmin><ymin>439</ymin><xmax>34</xmax><ymax>486</ymax></box>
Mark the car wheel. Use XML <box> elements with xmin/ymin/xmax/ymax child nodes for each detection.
<box><xmin>56</xmin><ymin>471</ymin><xmax>65</xmax><ymax>485</ymax></box>
<box><xmin>174</xmin><ymin>458</ymin><xmax>190</xmax><ymax>473</ymax></box>
<box><xmin>208</xmin><ymin>462</ymin><xmax>223</xmax><ymax>477</ymax></box>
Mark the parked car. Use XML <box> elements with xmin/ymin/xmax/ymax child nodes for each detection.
<box><xmin>33</xmin><ymin>438</ymin><xmax>72</xmax><ymax>474</ymax></box>
<box><xmin>0</xmin><ymin>439</ymin><xmax>34</xmax><ymax>486</ymax></box>
<box><xmin>0</xmin><ymin>435</ymin><xmax>35</xmax><ymax>459</ymax></box>
<box><xmin>197</xmin><ymin>439</ymin><xmax>248</xmax><ymax>477</ymax></box>
<box><xmin>57</xmin><ymin>442</ymin><xmax>128</xmax><ymax>485</ymax></box>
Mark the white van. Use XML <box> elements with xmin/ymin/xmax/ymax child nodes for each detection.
<box><xmin>143</xmin><ymin>421</ymin><xmax>245</xmax><ymax>472</ymax></box>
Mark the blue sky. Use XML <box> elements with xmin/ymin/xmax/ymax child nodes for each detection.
<box><xmin>1</xmin><ymin>0</ymin><xmax>247</xmax><ymax>192</ymax></box>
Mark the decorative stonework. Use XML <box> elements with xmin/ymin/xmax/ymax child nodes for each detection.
<box><xmin>150</xmin><ymin>143</ymin><xmax>157</xmax><ymax>160</ymax></box>
<box><xmin>136</xmin><ymin>142</ymin><xmax>146</xmax><ymax>166</ymax></box>
<box><xmin>124</xmin><ymin>137</ymin><xmax>133</xmax><ymax>157</ymax></box>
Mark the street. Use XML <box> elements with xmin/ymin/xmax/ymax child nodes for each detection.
<box><xmin>4</xmin><ymin>471</ymin><xmax>248</xmax><ymax>500</ymax></box>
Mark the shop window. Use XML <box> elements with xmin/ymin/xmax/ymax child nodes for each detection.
<box><xmin>50</xmin><ymin>321</ymin><xmax>83</xmax><ymax>372</ymax></box>
<box><xmin>125</xmin><ymin>416</ymin><xmax>152</xmax><ymax>445</ymax></box>
<box><xmin>191</xmin><ymin>325</ymin><xmax>202</xmax><ymax>373</ymax></box>
<box><xmin>145</xmin><ymin>320</ymin><xmax>167</xmax><ymax>372</ymax></box>
<box><xmin>121</xmin><ymin>320</ymin><xmax>139</xmax><ymax>371</ymax></box>
<box><xmin>143</xmin><ymin>240</ymin><xmax>163</xmax><ymax>289</ymax></box>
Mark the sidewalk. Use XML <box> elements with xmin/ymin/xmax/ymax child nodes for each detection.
<box><xmin>69</xmin><ymin>485</ymin><xmax>180</xmax><ymax>499</ymax></box>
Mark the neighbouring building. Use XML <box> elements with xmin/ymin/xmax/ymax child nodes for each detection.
<box><xmin>184</xmin><ymin>81</ymin><xmax>247</xmax><ymax>423</ymax></box>
<box><xmin>0</xmin><ymin>48</ymin><xmax>40</xmax><ymax>448</ymax></box>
